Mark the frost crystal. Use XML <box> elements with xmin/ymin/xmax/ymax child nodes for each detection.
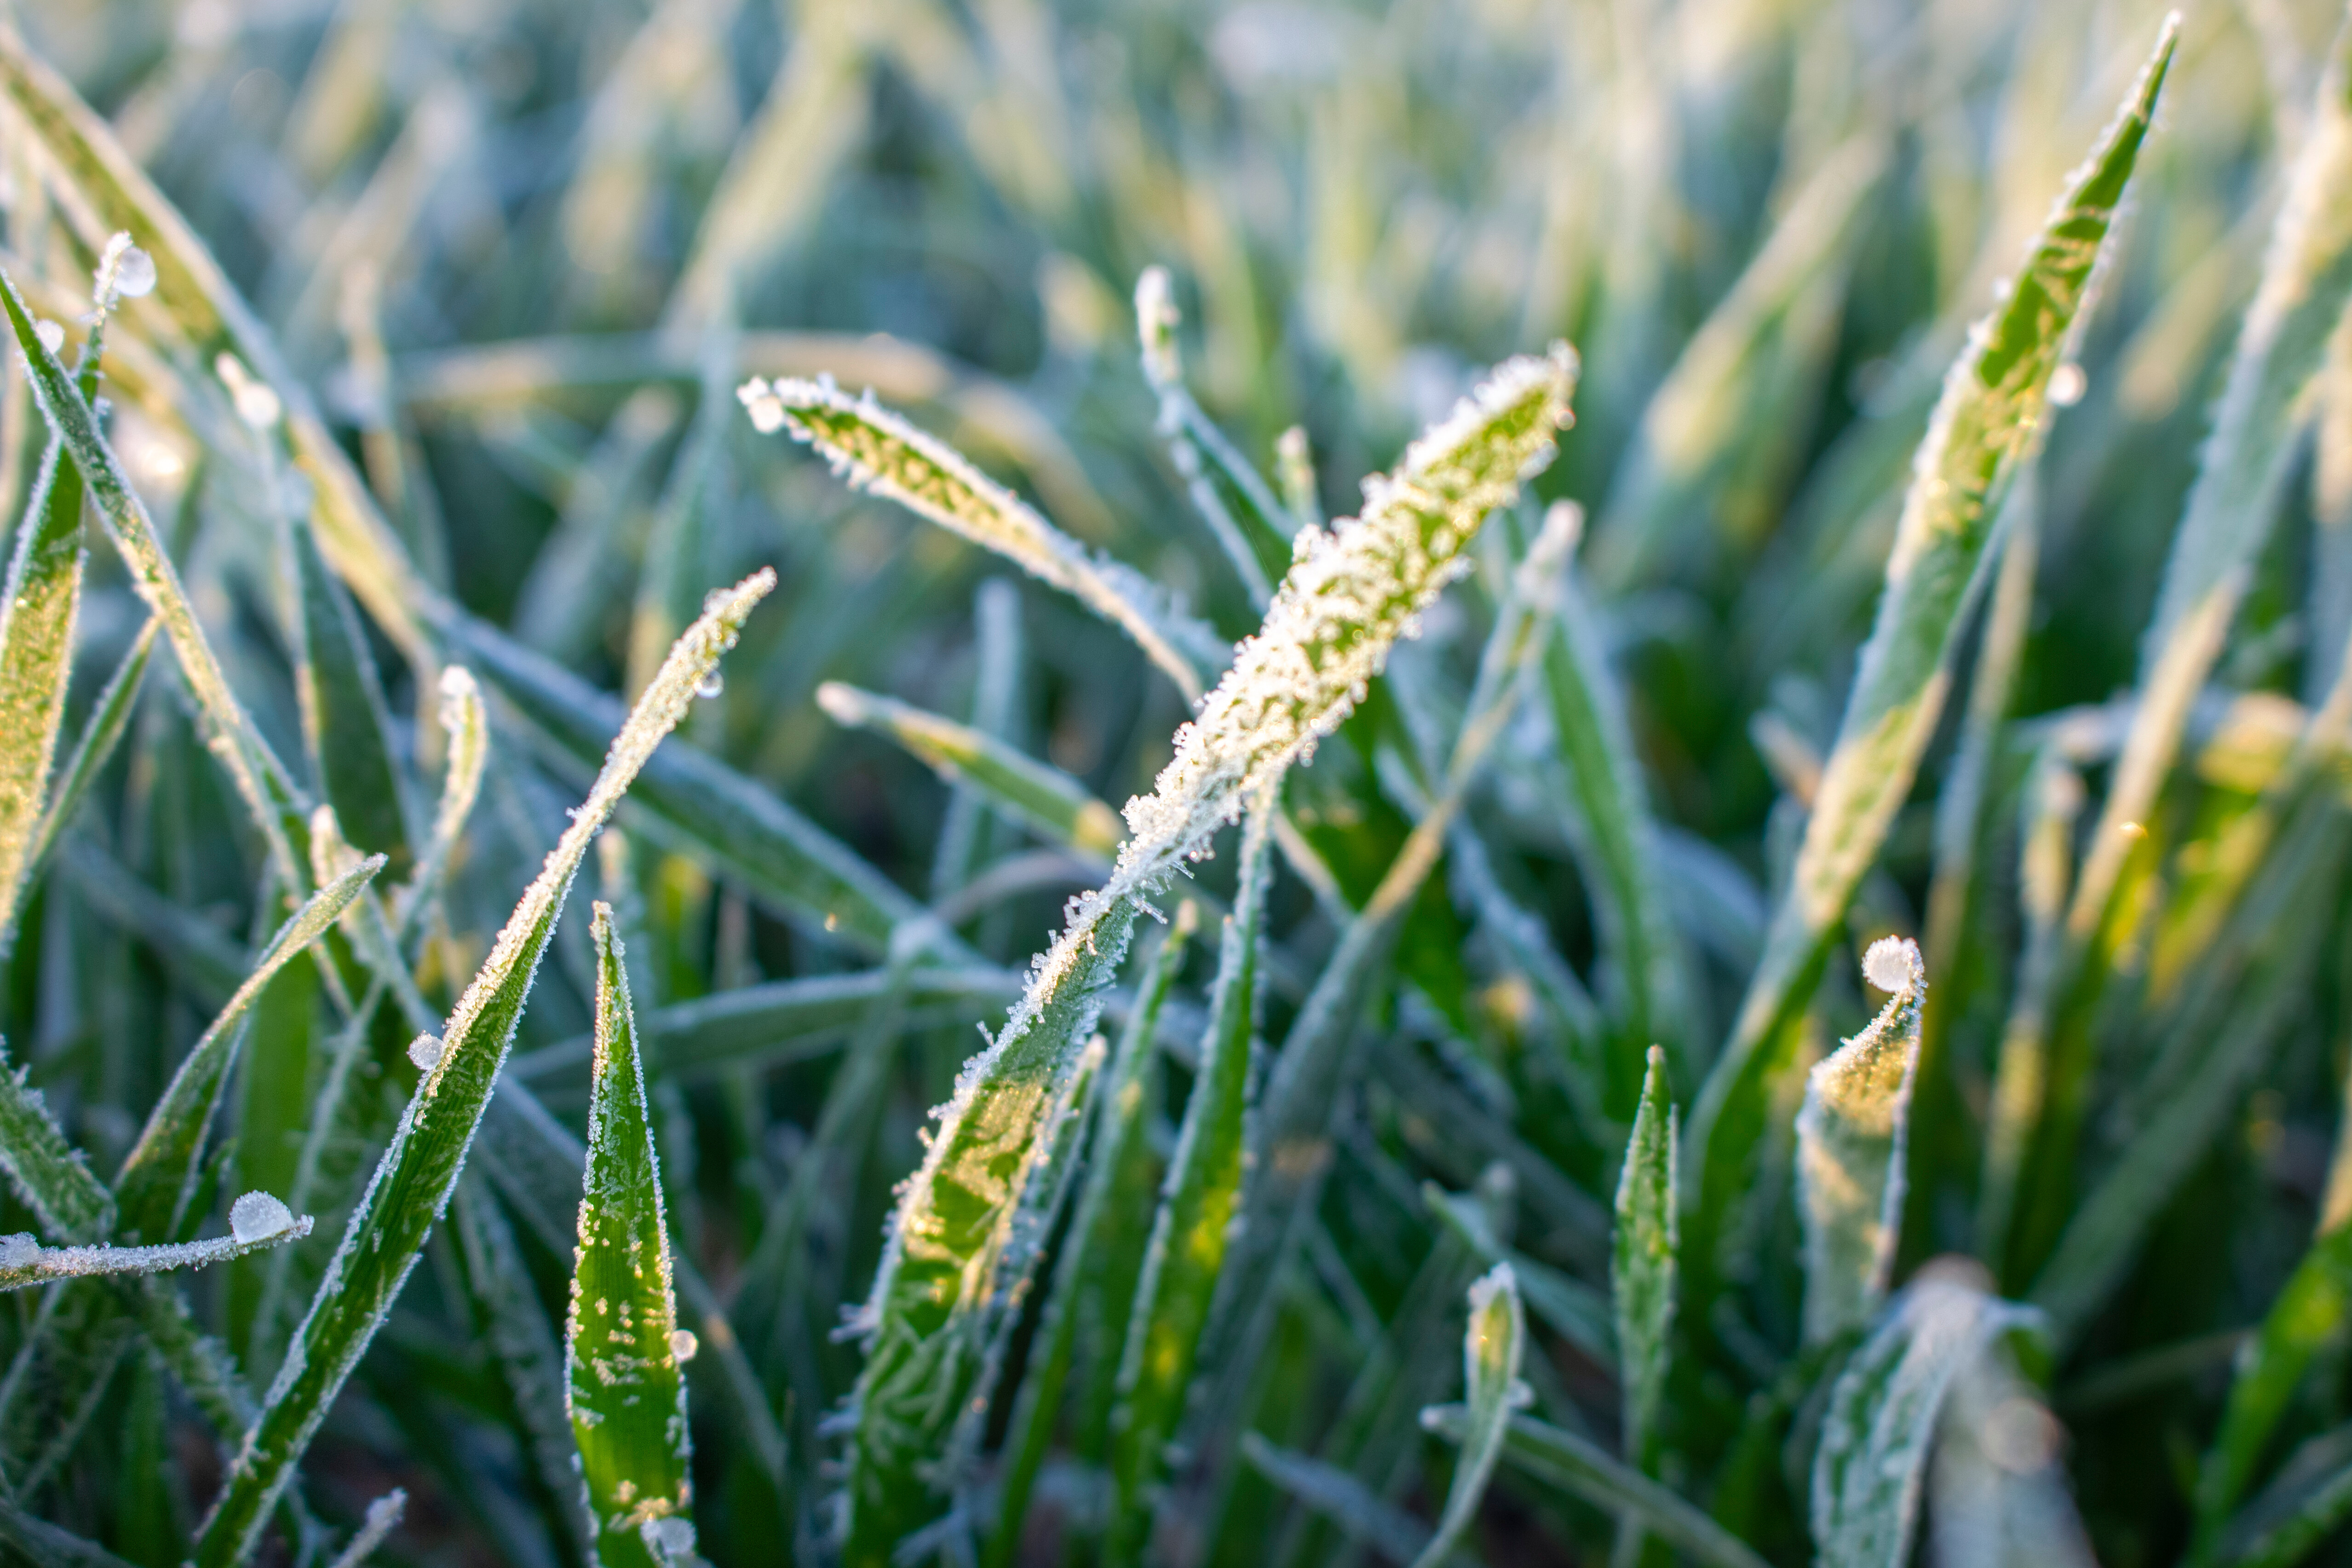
<box><xmin>1863</xmin><ymin>936</ymin><xmax>1921</xmax><ymax>995</ymax></box>
<box><xmin>94</xmin><ymin>232</ymin><xmax>156</xmax><ymax>306</ymax></box>
<box><xmin>230</xmin><ymin>1190</ymin><xmax>296</xmax><ymax>1243</ymax></box>
<box><xmin>214</xmin><ymin>352</ymin><xmax>282</xmax><ymax>430</ymax></box>
<box><xmin>31</xmin><ymin>319</ymin><xmax>63</xmax><ymax>356</ymax></box>
<box><xmin>407</xmin><ymin>1034</ymin><xmax>445</xmax><ymax>1072</ymax></box>
<box><xmin>641</xmin><ymin>1515</ymin><xmax>696</xmax><ymax>1563</ymax></box>
<box><xmin>735</xmin><ymin>377</ymin><xmax>788</xmax><ymax>433</ymax></box>
<box><xmin>0</xmin><ymin>1233</ymin><xmax>38</xmax><ymax>1267</ymax></box>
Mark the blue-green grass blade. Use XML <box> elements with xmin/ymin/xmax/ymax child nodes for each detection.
<box><xmin>18</xmin><ymin>614</ymin><xmax>158</xmax><ymax>932</ymax></box>
<box><xmin>0</xmin><ymin>437</ymin><xmax>86</xmax><ymax>932</ymax></box>
<box><xmin>192</xmin><ymin>570</ymin><xmax>773</xmax><ymax>1568</ymax></box>
<box><xmin>1409</xmin><ymin>1264</ymin><xmax>1528</xmax><ymax>1568</ymax></box>
<box><xmin>0</xmin><ymin>1035</ymin><xmax>115</xmax><ymax>1241</ymax></box>
<box><xmin>567</xmin><ymin>903</ymin><xmax>694</xmax><ymax>1568</ymax></box>
<box><xmin>284</xmin><ymin>505</ymin><xmax>411</xmax><ymax>872</ymax></box>
<box><xmin>1613</xmin><ymin>1046</ymin><xmax>1677</xmax><ymax>1469</ymax></box>
<box><xmin>1137</xmin><ymin>265</ymin><xmax>1288</xmax><ymax>600</ymax></box>
<box><xmin>1426</xmin><ymin>1182</ymin><xmax>1614</xmax><ymax>1367</ymax></box>
<box><xmin>1104</xmin><ymin>795</ymin><xmax>1277</xmax><ymax>1565</ymax></box>
<box><xmin>1684</xmin><ymin>21</ymin><xmax>2176</xmax><ymax>1281</ymax></box>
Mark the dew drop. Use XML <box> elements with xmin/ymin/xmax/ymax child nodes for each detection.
<box><xmin>695</xmin><ymin>672</ymin><xmax>723</xmax><ymax>700</ymax></box>
<box><xmin>1862</xmin><ymin>936</ymin><xmax>1917</xmax><ymax>994</ymax></box>
<box><xmin>230</xmin><ymin>1190</ymin><xmax>295</xmax><ymax>1243</ymax></box>
<box><xmin>670</xmin><ymin>1328</ymin><xmax>699</xmax><ymax>1363</ymax></box>
<box><xmin>407</xmin><ymin>1034</ymin><xmax>444</xmax><ymax>1072</ymax></box>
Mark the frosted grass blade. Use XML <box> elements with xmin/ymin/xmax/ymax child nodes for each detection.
<box><xmin>0</xmin><ymin>25</ymin><xmax>429</xmax><ymax>654</ymax></box>
<box><xmin>1426</xmin><ymin>1183</ymin><xmax>1614</xmax><ymax>1366</ymax></box>
<box><xmin>840</xmin><ymin>349</ymin><xmax>1575</xmax><ymax>1567</ymax></box>
<box><xmin>1409</xmin><ymin>1264</ymin><xmax>1527</xmax><ymax>1568</ymax></box>
<box><xmin>398</xmin><ymin>665</ymin><xmax>488</xmax><ymax>939</ymax></box>
<box><xmin>0</xmin><ymin>1209</ymin><xmax>312</xmax><ymax>1292</ymax></box>
<box><xmin>1613</xmin><ymin>1047</ymin><xmax>1677</xmax><ymax>1468</ymax></box>
<box><xmin>741</xmin><ymin>373</ymin><xmax>1221</xmax><ymax>699</ymax></box>
<box><xmin>2071</xmin><ymin>11</ymin><xmax>2352</xmax><ymax>962</ymax></box>
<box><xmin>193</xmin><ymin>570</ymin><xmax>773</xmax><ymax>1568</ymax></box>
<box><xmin>933</xmin><ymin>578</ymin><xmax>1023</xmax><ymax>898</ymax></box>
<box><xmin>1420</xmin><ymin>1406</ymin><xmax>1768</xmax><ymax>1568</ymax></box>
<box><xmin>0</xmin><ymin>439</ymin><xmax>87</xmax><ymax>930</ymax></box>
<box><xmin>567</xmin><ymin>904</ymin><xmax>694</xmax><ymax>1568</ymax></box>
<box><xmin>1796</xmin><ymin>938</ymin><xmax>1926</xmax><ymax>1344</ymax></box>
<box><xmin>1240</xmin><ymin>1432</ymin><xmax>1435</xmax><ymax>1565</ymax></box>
<box><xmin>1929</xmin><ymin>1347</ymin><xmax>2096</xmax><ymax>1568</ymax></box>
<box><xmin>1104</xmin><ymin>795</ymin><xmax>1276</xmax><ymax>1565</ymax></box>
<box><xmin>443</xmin><ymin>609</ymin><xmax>926</xmax><ymax>954</ymax></box>
<box><xmin>326</xmin><ymin>1492</ymin><xmax>405</xmax><ymax>1568</ymax></box>
<box><xmin>111</xmin><ymin>852</ymin><xmax>384</xmax><ymax>1244</ymax></box>
<box><xmin>2216</xmin><ymin>1424</ymin><xmax>2352</xmax><ymax>1568</ymax></box>
<box><xmin>986</xmin><ymin>902</ymin><xmax>1196</xmax><ymax>1568</ymax></box>
<box><xmin>18</xmin><ymin>614</ymin><xmax>158</xmax><ymax>929</ymax></box>
<box><xmin>0</xmin><ymin>1037</ymin><xmax>115</xmax><ymax>1241</ymax></box>
<box><xmin>818</xmin><ymin>681</ymin><xmax>1124</xmax><ymax>860</ymax></box>
<box><xmin>1812</xmin><ymin>1270</ymin><xmax>2044</xmax><ymax>1568</ymax></box>
<box><xmin>1685</xmin><ymin>23</ymin><xmax>2174</xmax><ymax>1271</ymax></box>
<box><xmin>1137</xmin><ymin>265</ymin><xmax>1287</xmax><ymax>601</ymax></box>
<box><xmin>284</xmin><ymin>506</ymin><xmax>410</xmax><ymax>869</ymax></box>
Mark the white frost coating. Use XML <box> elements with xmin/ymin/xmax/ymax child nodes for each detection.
<box><xmin>215</xmin><ymin>351</ymin><xmax>283</xmax><ymax>429</ymax></box>
<box><xmin>737</xmin><ymin>372</ymin><xmax>1220</xmax><ymax>701</ymax></box>
<box><xmin>326</xmin><ymin>1488</ymin><xmax>408</xmax><ymax>1568</ymax></box>
<box><xmin>230</xmin><ymin>1190</ymin><xmax>297</xmax><ymax>1242</ymax></box>
<box><xmin>30</xmin><ymin>319</ymin><xmax>62</xmax><ymax>356</ymax></box>
<box><xmin>1863</xmin><ymin>936</ymin><xmax>1919</xmax><ymax>994</ymax></box>
<box><xmin>407</xmin><ymin>1034</ymin><xmax>445</xmax><ymax>1072</ymax></box>
<box><xmin>0</xmin><ymin>1211</ymin><xmax>312</xmax><ymax>1292</ymax></box>
<box><xmin>642</xmin><ymin>1515</ymin><xmax>696</xmax><ymax>1563</ymax></box>
<box><xmin>397</xmin><ymin>664</ymin><xmax>489</xmax><ymax>942</ymax></box>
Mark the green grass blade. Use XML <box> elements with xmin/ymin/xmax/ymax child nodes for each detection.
<box><xmin>398</xmin><ymin>664</ymin><xmax>489</xmax><ymax>940</ymax></box>
<box><xmin>0</xmin><ymin>1207</ymin><xmax>312</xmax><ymax>1292</ymax></box>
<box><xmin>283</xmin><ymin>505</ymin><xmax>411</xmax><ymax>872</ymax></box>
<box><xmin>1796</xmin><ymin>938</ymin><xmax>1926</xmax><ymax>1344</ymax></box>
<box><xmin>0</xmin><ymin>1036</ymin><xmax>115</xmax><ymax>1241</ymax></box>
<box><xmin>1685</xmin><ymin>20</ymin><xmax>2175</xmax><ymax>1270</ymax></box>
<box><xmin>111</xmin><ymin>853</ymin><xmax>384</xmax><ymax>1244</ymax></box>
<box><xmin>443</xmin><ymin>609</ymin><xmax>926</xmax><ymax>955</ymax></box>
<box><xmin>932</xmin><ymin>578</ymin><xmax>1023</xmax><ymax>899</ymax></box>
<box><xmin>1409</xmin><ymin>1263</ymin><xmax>1527</xmax><ymax>1568</ymax></box>
<box><xmin>2214</xmin><ymin>1424</ymin><xmax>2352</xmax><ymax>1568</ymax></box>
<box><xmin>18</xmin><ymin>614</ymin><xmax>158</xmax><ymax>931</ymax></box>
<box><xmin>0</xmin><ymin>432</ymin><xmax>88</xmax><ymax>931</ymax></box>
<box><xmin>1137</xmin><ymin>265</ymin><xmax>1287</xmax><ymax>601</ymax></box>
<box><xmin>742</xmin><ymin>373</ymin><xmax>1220</xmax><ymax>700</ymax></box>
<box><xmin>1614</xmin><ymin>1046</ymin><xmax>1677</xmax><ymax>1468</ymax></box>
<box><xmin>1105</xmin><ymin>795</ymin><xmax>1277</xmax><ymax>1565</ymax></box>
<box><xmin>1811</xmin><ymin>1271</ymin><xmax>2043</xmax><ymax>1568</ymax></box>
<box><xmin>1421</xmin><ymin>1406</ymin><xmax>1768</xmax><ymax>1568</ymax></box>
<box><xmin>817</xmin><ymin>680</ymin><xmax>1124</xmax><ymax>860</ymax></box>
<box><xmin>1277</xmin><ymin>426</ymin><xmax>1322</xmax><ymax>532</ymax></box>
<box><xmin>986</xmin><ymin>902</ymin><xmax>1197</xmax><ymax>1568</ymax></box>
<box><xmin>325</xmin><ymin>1491</ymin><xmax>406</xmax><ymax>1568</ymax></box>
<box><xmin>193</xmin><ymin>570</ymin><xmax>773</xmax><ymax>1568</ymax></box>
<box><xmin>567</xmin><ymin>903</ymin><xmax>694</xmax><ymax>1568</ymax></box>
<box><xmin>1426</xmin><ymin>1183</ymin><xmax>1614</xmax><ymax>1367</ymax></box>
<box><xmin>1240</xmin><ymin>1431</ymin><xmax>1437</xmax><ymax>1565</ymax></box>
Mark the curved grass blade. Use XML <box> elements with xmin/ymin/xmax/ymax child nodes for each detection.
<box><xmin>2215</xmin><ymin>1422</ymin><xmax>2352</xmax><ymax>1568</ymax></box>
<box><xmin>933</xmin><ymin>577</ymin><xmax>1023</xmax><ymax>899</ymax></box>
<box><xmin>0</xmin><ymin>1036</ymin><xmax>115</xmax><ymax>1241</ymax></box>
<box><xmin>567</xmin><ymin>903</ymin><xmax>694</xmax><ymax>1568</ymax></box>
<box><xmin>1409</xmin><ymin>1264</ymin><xmax>1528</xmax><ymax>1568</ymax></box>
<box><xmin>741</xmin><ymin>373</ymin><xmax>1220</xmax><ymax>700</ymax></box>
<box><xmin>1240</xmin><ymin>1431</ymin><xmax>1436</xmax><ymax>1566</ymax></box>
<box><xmin>1420</xmin><ymin>1406</ymin><xmax>1768</xmax><ymax>1568</ymax></box>
<box><xmin>986</xmin><ymin>901</ymin><xmax>1196</xmax><ymax>1568</ymax></box>
<box><xmin>112</xmin><ymin>852</ymin><xmax>385</xmax><ymax>1244</ymax></box>
<box><xmin>818</xmin><ymin>680</ymin><xmax>1124</xmax><ymax>860</ymax></box>
<box><xmin>326</xmin><ymin>1491</ymin><xmax>406</xmax><ymax>1568</ymax></box>
<box><xmin>1104</xmin><ymin>795</ymin><xmax>1277</xmax><ymax>1565</ymax></box>
<box><xmin>0</xmin><ymin>438</ymin><xmax>87</xmax><ymax>932</ymax></box>
<box><xmin>1930</xmin><ymin>1344</ymin><xmax>2095</xmax><ymax>1568</ymax></box>
<box><xmin>284</xmin><ymin>505</ymin><xmax>411</xmax><ymax>871</ymax></box>
<box><xmin>17</xmin><ymin>614</ymin><xmax>158</xmax><ymax>931</ymax></box>
<box><xmin>1426</xmin><ymin>1182</ymin><xmax>1613</xmax><ymax>1367</ymax></box>
<box><xmin>193</xmin><ymin>570</ymin><xmax>773</xmax><ymax>1568</ymax></box>
<box><xmin>1796</xmin><ymin>938</ymin><xmax>1926</xmax><ymax>1344</ymax></box>
<box><xmin>840</xmin><ymin>349</ymin><xmax>1576</xmax><ymax>1567</ymax></box>
<box><xmin>1137</xmin><ymin>265</ymin><xmax>1287</xmax><ymax>601</ymax></box>
<box><xmin>443</xmin><ymin>608</ymin><xmax>925</xmax><ymax>955</ymax></box>
<box><xmin>1813</xmin><ymin>1270</ymin><xmax>2046</xmax><ymax>1568</ymax></box>
<box><xmin>398</xmin><ymin>664</ymin><xmax>489</xmax><ymax>939</ymax></box>
<box><xmin>0</xmin><ymin>1205</ymin><xmax>312</xmax><ymax>1292</ymax></box>
<box><xmin>1614</xmin><ymin>1046</ymin><xmax>1677</xmax><ymax>1468</ymax></box>
<box><xmin>1685</xmin><ymin>22</ymin><xmax>2175</xmax><ymax>1277</ymax></box>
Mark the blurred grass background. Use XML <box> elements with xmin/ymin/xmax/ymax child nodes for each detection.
<box><xmin>1</xmin><ymin>0</ymin><xmax>2347</xmax><ymax>1563</ymax></box>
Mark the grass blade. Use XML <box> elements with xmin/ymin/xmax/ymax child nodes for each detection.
<box><xmin>1614</xmin><ymin>1046</ymin><xmax>1677</xmax><ymax>1467</ymax></box>
<box><xmin>567</xmin><ymin>903</ymin><xmax>694</xmax><ymax>1568</ymax></box>
<box><xmin>741</xmin><ymin>373</ymin><xmax>1220</xmax><ymax>699</ymax></box>
<box><xmin>1684</xmin><ymin>20</ymin><xmax>2175</xmax><ymax>1276</ymax></box>
<box><xmin>840</xmin><ymin>349</ymin><xmax>1575</xmax><ymax>1566</ymax></box>
<box><xmin>1241</xmin><ymin>1432</ymin><xmax>1436</xmax><ymax>1566</ymax></box>
<box><xmin>283</xmin><ymin>505</ymin><xmax>411</xmax><ymax>871</ymax></box>
<box><xmin>1104</xmin><ymin>793</ymin><xmax>1277</xmax><ymax>1565</ymax></box>
<box><xmin>1409</xmin><ymin>1263</ymin><xmax>1528</xmax><ymax>1568</ymax></box>
<box><xmin>1426</xmin><ymin>1182</ymin><xmax>1614</xmax><ymax>1367</ymax></box>
<box><xmin>0</xmin><ymin>1207</ymin><xmax>312</xmax><ymax>1292</ymax></box>
<box><xmin>1137</xmin><ymin>265</ymin><xmax>1288</xmax><ymax>601</ymax></box>
<box><xmin>18</xmin><ymin>614</ymin><xmax>158</xmax><ymax>931</ymax></box>
<box><xmin>0</xmin><ymin>441</ymin><xmax>87</xmax><ymax>933</ymax></box>
<box><xmin>1811</xmin><ymin>1269</ymin><xmax>2044</xmax><ymax>1568</ymax></box>
<box><xmin>817</xmin><ymin>681</ymin><xmax>1124</xmax><ymax>860</ymax></box>
<box><xmin>1795</xmin><ymin>937</ymin><xmax>1926</xmax><ymax>1344</ymax></box>
<box><xmin>193</xmin><ymin>569</ymin><xmax>773</xmax><ymax>1567</ymax></box>
<box><xmin>0</xmin><ymin>1037</ymin><xmax>115</xmax><ymax>1241</ymax></box>
<box><xmin>326</xmin><ymin>1492</ymin><xmax>406</xmax><ymax>1568</ymax></box>
<box><xmin>2214</xmin><ymin>1424</ymin><xmax>2352</xmax><ymax>1568</ymax></box>
<box><xmin>1421</xmin><ymin>1406</ymin><xmax>1768</xmax><ymax>1568</ymax></box>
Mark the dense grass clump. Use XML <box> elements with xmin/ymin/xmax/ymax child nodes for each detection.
<box><xmin>0</xmin><ymin>1</ymin><xmax>2348</xmax><ymax>1566</ymax></box>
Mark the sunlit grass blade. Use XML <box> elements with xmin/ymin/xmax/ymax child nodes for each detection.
<box><xmin>818</xmin><ymin>680</ymin><xmax>1124</xmax><ymax>860</ymax></box>
<box><xmin>567</xmin><ymin>903</ymin><xmax>694</xmax><ymax>1568</ymax></box>
<box><xmin>0</xmin><ymin>441</ymin><xmax>87</xmax><ymax>933</ymax></box>
<box><xmin>1613</xmin><ymin>1046</ymin><xmax>1677</xmax><ymax>1470</ymax></box>
<box><xmin>1137</xmin><ymin>265</ymin><xmax>1288</xmax><ymax>600</ymax></box>
<box><xmin>443</xmin><ymin>609</ymin><xmax>926</xmax><ymax>954</ymax></box>
<box><xmin>1537</xmin><ymin>501</ymin><xmax>1688</xmax><ymax>1103</ymax></box>
<box><xmin>1795</xmin><ymin>938</ymin><xmax>1926</xmax><ymax>1344</ymax></box>
<box><xmin>1104</xmin><ymin>794</ymin><xmax>1276</xmax><ymax>1565</ymax></box>
<box><xmin>741</xmin><ymin>372</ymin><xmax>1220</xmax><ymax>699</ymax></box>
<box><xmin>194</xmin><ymin>570</ymin><xmax>772</xmax><ymax>1568</ymax></box>
<box><xmin>986</xmin><ymin>902</ymin><xmax>1196</xmax><ymax>1568</ymax></box>
<box><xmin>0</xmin><ymin>1036</ymin><xmax>116</xmax><ymax>1241</ymax></box>
<box><xmin>1928</xmin><ymin>1331</ymin><xmax>2094</xmax><ymax>1568</ymax></box>
<box><xmin>840</xmin><ymin>348</ymin><xmax>1575</xmax><ymax>1567</ymax></box>
<box><xmin>17</xmin><ymin>613</ymin><xmax>158</xmax><ymax>934</ymax></box>
<box><xmin>1811</xmin><ymin>1269</ymin><xmax>2044</xmax><ymax>1568</ymax></box>
<box><xmin>0</xmin><ymin>24</ymin><xmax>428</xmax><ymax>654</ymax></box>
<box><xmin>111</xmin><ymin>852</ymin><xmax>384</xmax><ymax>1245</ymax></box>
<box><xmin>1420</xmin><ymin>1406</ymin><xmax>1767</xmax><ymax>1568</ymax></box>
<box><xmin>1408</xmin><ymin>1263</ymin><xmax>1526</xmax><ymax>1568</ymax></box>
<box><xmin>397</xmin><ymin>664</ymin><xmax>488</xmax><ymax>937</ymax></box>
<box><xmin>283</xmin><ymin>505</ymin><xmax>411</xmax><ymax>871</ymax></box>
<box><xmin>1685</xmin><ymin>21</ymin><xmax>2175</xmax><ymax>1277</ymax></box>
<box><xmin>0</xmin><ymin>1205</ymin><xmax>311</xmax><ymax>1292</ymax></box>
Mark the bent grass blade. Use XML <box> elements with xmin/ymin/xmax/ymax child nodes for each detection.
<box><xmin>1614</xmin><ymin>1046</ymin><xmax>1678</xmax><ymax>1470</ymax></box>
<box><xmin>0</xmin><ymin>1210</ymin><xmax>312</xmax><ymax>1292</ymax></box>
<box><xmin>1409</xmin><ymin>1263</ymin><xmax>1528</xmax><ymax>1568</ymax></box>
<box><xmin>192</xmin><ymin>570</ymin><xmax>772</xmax><ymax>1568</ymax></box>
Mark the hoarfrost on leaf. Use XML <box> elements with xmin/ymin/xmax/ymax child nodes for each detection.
<box><xmin>0</xmin><ymin>1233</ymin><xmax>37</xmax><ymax>1267</ymax></box>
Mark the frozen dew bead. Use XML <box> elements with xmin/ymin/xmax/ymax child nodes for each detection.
<box><xmin>31</xmin><ymin>319</ymin><xmax>63</xmax><ymax>356</ymax></box>
<box><xmin>640</xmin><ymin>1515</ymin><xmax>696</xmax><ymax>1563</ymax></box>
<box><xmin>230</xmin><ymin>1191</ymin><xmax>296</xmax><ymax>1244</ymax></box>
<box><xmin>1862</xmin><ymin>936</ymin><xmax>1920</xmax><ymax>994</ymax></box>
<box><xmin>407</xmin><ymin>1033</ymin><xmax>445</xmax><ymax>1071</ymax></box>
<box><xmin>736</xmin><ymin>376</ymin><xmax>788</xmax><ymax>434</ymax></box>
<box><xmin>0</xmin><ymin>1233</ymin><xmax>38</xmax><ymax>1267</ymax></box>
<box><xmin>113</xmin><ymin>247</ymin><xmax>158</xmax><ymax>299</ymax></box>
<box><xmin>670</xmin><ymin>1328</ymin><xmax>699</xmax><ymax>1363</ymax></box>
